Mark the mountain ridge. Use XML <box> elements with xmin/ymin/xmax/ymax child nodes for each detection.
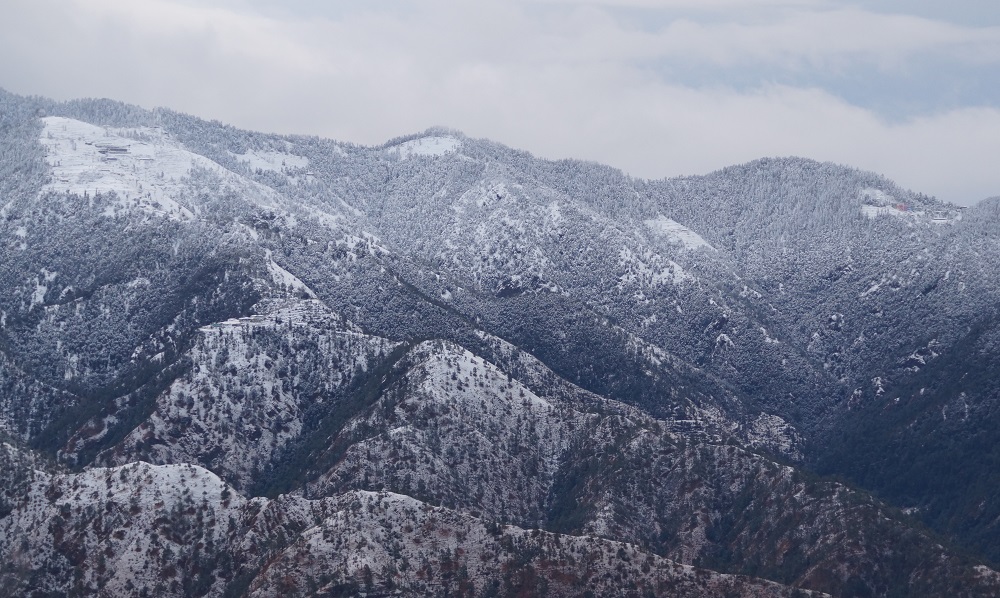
<box><xmin>1</xmin><ymin>88</ymin><xmax>999</xmax><ymax>596</ymax></box>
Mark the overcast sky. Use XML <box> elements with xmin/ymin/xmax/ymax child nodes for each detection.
<box><xmin>2</xmin><ymin>0</ymin><xmax>998</xmax><ymax>205</ymax></box>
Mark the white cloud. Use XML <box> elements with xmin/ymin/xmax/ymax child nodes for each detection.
<box><xmin>648</xmin><ymin>9</ymin><xmax>1000</xmax><ymax>69</ymax></box>
<box><xmin>0</xmin><ymin>0</ymin><xmax>997</xmax><ymax>203</ymax></box>
<box><xmin>525</xmin><ymin>0</ymin><xmax>826</xmax><ymax>9</ymax></box>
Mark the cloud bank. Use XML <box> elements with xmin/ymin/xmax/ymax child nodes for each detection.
<box><xmin>1</xmin><ymin>0</ymin><xmax>998</xmax><ymax>204</ymax></box>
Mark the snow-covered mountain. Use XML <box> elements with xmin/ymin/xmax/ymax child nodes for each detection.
<box><xmin>2</xmin><ymin>88</ymin><xmax>1000</xmax><ymax>596</ymax></box>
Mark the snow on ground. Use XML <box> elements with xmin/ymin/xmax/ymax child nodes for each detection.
<box><xmin>417</xmin><ymin>341</ymin><xmax>556</xmax><ymax>413</ymax></box>
<box><xmin>860</xmin><ymin>188</ymin><xmax>893</xmax><ymax>204</ymax></box>
<box><xmin>743</xmin><ymin>413</ymin><xmax>803</xmax><ymax>461</ymax></box>
<box><xmin>39</xmin><ymin>117</ymin><xmax>282</xmax><ymax>220</ymax></box>
<box><xmin>546</xmin><ymin>200</ymin><xmax>563</xmax><ymax>225</ymax></box>
<box><xmin>100</xmin><ymin>298</ymin><xmax>395</xmax><ymax>489</ymax></box>
<box><xmin>760</xmin><ymin>327</ymin><xmax>781</xmax><ymax>344</ymax></box>
<box><xmin>930</xmin><ymin>209</ymin><xmax>962</xmax><ymax>225</ymax></box>
<box><xmin>24</xmin><ymin>269</ymin><xmax>59</xmax><ymax>311</ymax></box>
<box><xmin>389</xmin><ymin>135</ymin><xmax>461</xmax><ymax>159</ymax></box>
<box><xmin>51</xmin><ymin>462</ymin><xmax>236</xmax><ymax>508</ymax></box>
<box><xmin>618</xmin><ymin>246</ymin><xmax>692</xmax><ymax>287</ymax></box>
<box><xmin>200</xmin><ymin>299</ymin><xmax>349</xmax><ymax>333</ymax></box>
<box><xmin>40</xmin><ymin>117</ymin><xmax>197</xmax><ymax>220</ymax></box>
<box><xmin>861</xmin><ymin>205</ymin><xmax>908</xmax><ymax>219</ymax></box>
<box><xmin>29</xmin><ymin>281</ymin><xmax>45</xmax><ymax>310</ymax></box>
<box><xmin>645</xmin><ymin>215</ymin><xmax>714</xmax><ymax>251</ymax></box>
<box><xmin>310</xmin><ymin>339</ymin><xmax>589</xmax><ymax>521</ymax></box>
<box><xmin>232</xmin><ymin>149</ymin><xmax>309</xmax><ymax>172</ymax></box>
<box><xmin>859</xmin><ymin>188</ymin><xmax>918</xmax><ymax>220</ymax></box>
<box><xmin>265</xmin><ymin>250</ymin><xmax>317</xmax><ymax>298</ymax></box>
<box><xmin>4</xmin><ymin>461</ymin><xmax>246</xmax><ymax>598</ymax></box>
<box><xmin>859</xmin><ymin>188</ymin><xmax>961</xmax><ymax>223</ymax></box>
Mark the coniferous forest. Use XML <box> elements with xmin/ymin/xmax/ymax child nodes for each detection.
<box><xmin>1</xmin><ymin>88</ymin><xmax>1000</xmax><ymax>597</ymax></box>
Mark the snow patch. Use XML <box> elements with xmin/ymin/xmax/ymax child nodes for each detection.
<box><xmin>266</xmin><ymin>250</ymin><xmax>317</xmax><ymax>298</ymax></box>
<box><xmin>760</xmin><ymin>327</ymin><xmax>780</xmax><ymax>344</ymax></box>
<box><xmin>715</xmin><ymin>333</ymin><xmax>734</xmax><ymax>348</ymax></box>
<box><xmin>390</xmin><ymin>136</ymin><xmax>461</xmax><ymax>158</ymax></box>
<box><xmin>28</xmin><ymin>269</ymin><xmax>57</xmax><ymax>310</ymax></box>
<box><xmin>126</xmin><ymin>277</ymin><xmax>151</xmax><ymax>289</ymax></box>
<box><xmin>859</xmin><ymin>188</ymin><xmax>916</xmax><ymax>220</ymax></box>
<box><xmin>232</xmin><ymin>149</ymin><xmax>309</xmax><ymax>173</ymax></box>
<box><xmin>40</xmin><ymin>117</ymin><xmax>198</xmax><ymax>220</ymax></box>
<box><xmin>30</xmin><ymin>282</ymin><xmax>46</xmax><ymax>309</ymax></box>
<box><xmin>859</xmin><ymin>188</ymin><xmax>893</xmax><ymax>204</ymax></box>
<box><xmin>618</xmin><ymin>247</ymin><xmax>692</xmax><ymax>288</ymax></box>
<box><xmin>39</xmin><ymin>117</ymin><xmax>283</xmax><ymax>221</ymax></box>
<box><xmin>644</xmin><ymin>215</ymin><xmax>714</xmax><ymax>251</ymax></box>
<box><xmin>546</xmin><ymin>201</ymin><xmax>563</xmax><ymax>225</ymax></box>
<box><xmin>861</xmin><ymin>205</ymin><xmax>908</xmax><ymax>219</ymax></box>
<box><xmin>744</xmin><ymin>413</ymin><xmax>803</xmax><ymax>461</ymax></box>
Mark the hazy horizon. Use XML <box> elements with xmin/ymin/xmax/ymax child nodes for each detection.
<box><xmin>3</xmin><ymin>0</ymin><xmax>998</xmax><ymax>205</ymax></box>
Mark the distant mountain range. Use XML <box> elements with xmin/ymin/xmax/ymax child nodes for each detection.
<box><xmin>1</xmin><ymin>88</ymin><xmax>999</xmax><ymax>597</ymax></box>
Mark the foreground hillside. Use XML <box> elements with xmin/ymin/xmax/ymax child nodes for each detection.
<box><xmin>3</xmin><ymin>443</ymin><xmax>827</xmax><ymax>597</ymax></box>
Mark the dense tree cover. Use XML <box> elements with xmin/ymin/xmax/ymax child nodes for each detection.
<box><xmin>819</xmin><ymin>309</ymin><xmax>1000</xmax><ymax>563</ymax></box>
<box><xmin>2</xmin><ymin>88</ymin><xmax>1000</xmax><ymax>595</ymax></box>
